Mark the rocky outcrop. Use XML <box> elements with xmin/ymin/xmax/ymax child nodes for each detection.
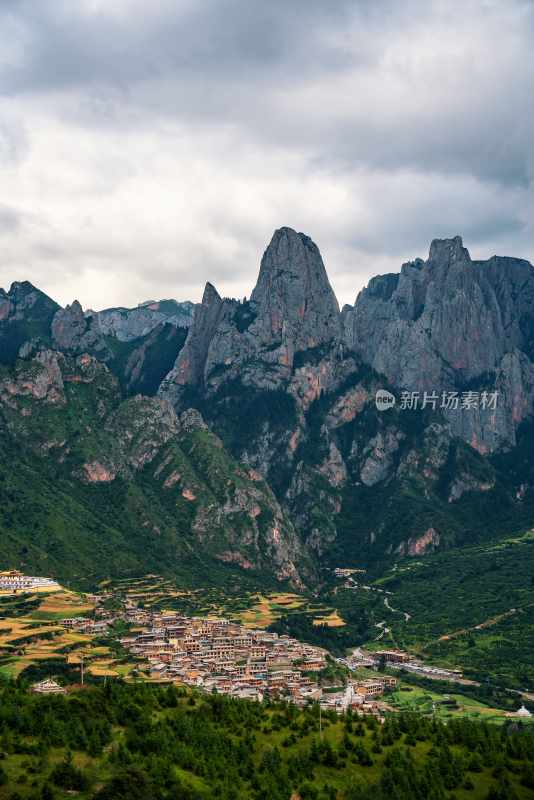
<box><xmin>250</xmin><ymin>227</ymin><xmax>341</xmax><ymax>354</ymax></box>
<box><xmin>397</xmin><ymin>527</ymin><xmax>441</xmax><ymax>557</ymax></box>
<box><xmin>0</xmin><ymin>349</ymin><xmax>66</xmax><ymax>408</ymax></box>
<box><xmin>52</xmin><ymin>301</ymin><xmax>111</xmax><ymax>360</ymax></box>
<box><xmin>0</xmin><ymin>281</ymin><xmax>60</xmax><ymax>363</ymax></box>
<box><xmin>344</xmin><ymin>236</ymin><xmax>534</xmax><ymax>451</ymax></box>
<box><xmin>359</xmin><ymin>430</ymin><xmax>404</xmax><ymax>487</ymax></box>
<box><xmin>86</xmin><ymin>299</ymin><xmax>195</xmax><ymax>342</ymax></box>
<box><xmin>159</xmin><ymin>282</ymin><xmax>228</xmax><ymax>398</ymax></box>
<box><xmin>0</xmin><ymin>281</ymin><xmax>59</xmax><ymax>326</ymax></box>
<box><xmin>160</xmin><ymin>228</ymin><xmax>342</xmax><ymax>404</ymax></box>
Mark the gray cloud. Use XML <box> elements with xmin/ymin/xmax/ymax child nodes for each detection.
<box><xmin>0</xmin><ymin>0</ymin><xmax>533</xmax><ymax>310</ymax></box>
<box><xmin>0</xmin><ymin>205</ymin><xmax>21</xmax><ymax>234</ymax></box>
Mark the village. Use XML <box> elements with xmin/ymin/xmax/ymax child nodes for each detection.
<box><xmin>6</xmin><ymin>571</ymin><xmax>532</xmax><ymax>723</ymax></box>
<box><xmin>60</xmin><ymin>593</ymin><xmax>400</xmax><ymax>714</ymax></box>
<box><xmin>0</xmin><ymin>571</ymin><xmax>476</xmax><ymax>716</ymax></box>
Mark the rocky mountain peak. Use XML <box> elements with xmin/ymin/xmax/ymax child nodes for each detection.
<box><xmin>250</xmin><ymin>227</ymin><xmax>340</xmax><ymax>348</ymax></box>
<box><xmin>8</xmin><ymin>280</ymin><xmax>40</xmax><ymax>298</ymax></box>
<box><xmin>202</xmin><ymin>282</ymin><xmax>221</xmax><ymax>306</ymax></box>
<box><xmin>253</xmin><ymin>227</ymin><xmax>321</xmax><ymax>282</ymax></box>
<box><xmin>159</xmin><ymin>227</ymin><xmax>344</xmax><ymax>405</ymax></box>
<box><xmin>158</xmin><ymin>280</ymin><xmax>228</xmax><ymax>396</ymax></box>
<box><xmin>344</xmin><ymin>235</ymin><xmax>534</xmax><ymax>452</ymax></box>
<box><xmin>4</xmin><ymin>280</ymin><xmax>59</xmax><ymax>312</ymax></box>
<box><xmin>427</xmin><ymin>235</ymin><xmax>470</xmax><ymax>269</ymax></box>
<box><xmin>52</xmin><ymin>301</ymin><xmax>87</xmax><ymax>349</ymax></box>
<box><xmin>52</xmin><ymin>299</ymin><xmax>111</xmax><ymax>360</ymax></box>
<box><xmin>67</xmin><ymin>299</ymin><xmax>84</xmax><ymax>317</ymax></box>
<box><xmin>0</xmin><ymin>282</ymin><xmax>60</xmax><ymax>362</ymax></box>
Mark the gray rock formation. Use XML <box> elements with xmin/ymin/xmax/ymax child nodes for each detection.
<box><xmin>250</xmin><ymin>226</ymin><xmax>341</xmax><ymax>354</ymax></box>
<box><xmin>0</xmin><ymin>281</ymin><xmax>60</xmax><ymax>362</ymax></box>
<box><xmin>0</xmin><ymin>281</ymin><xmax>59</xmax><ymax>323</ymax></box>
<box><xmin>86</xmin><ymin>299</ymin><xmax>195</xmax><ymax>342</ymax></box>
<box><xmin>160</xmin><ymin>227</ymin><xmax>342</xmax><ymax>404</ymax></box>
<box><xmin>52</xmin><ymin>300</ymin><xmax>112</xmax><ymax>360</ymax></box>
<box><xmin>343</xmin><ymin>236</ymin><xmax>534</xmax><ymax>451</ymax></box>
<box><xmin>160</xmin><ymin>282</ymin><xmax>228</xmax><ymax>395</ymax></box>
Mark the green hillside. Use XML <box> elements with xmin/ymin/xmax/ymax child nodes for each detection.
<box><xmin>0</xmin><ymin>353</ymin><xmax>309</xmax><ymax>590</ymax></box>
<box><xmin>1</xmin><ymin>680</ymin><xmax>533</xmax><ymax>800</ymax></box>
<box><xmin>371</xmin><ymin>530</ymin><xmax>534</xmax><ymax>690</ymax></box>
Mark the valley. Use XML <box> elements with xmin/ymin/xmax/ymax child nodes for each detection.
<box><xmin>2</xmin><ymin>229</ymin><xmax>534</xmax><ymax>797</ymax></box>
<box><xmin>0</xmin><ymin>567</ymin><xmax>531</xmax><ymax>726</ymax></box>
<box><xmin>2</xmin><ymin>0</ymin><xmax>533</xmax><ymax>793</ymax></box>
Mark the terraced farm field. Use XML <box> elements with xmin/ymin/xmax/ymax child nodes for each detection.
<box><xmin>0</xmin><ymin>589</ymin><xmax>131</xmax><ymax>682</ymax></box>
<box><xmin>313</xmin><ymin>610</ymin><xmax>346</xmax><ymax>627</ymax></box>
<box><xmin>103</xmin><ymin>575</ymin><xmax>342</xmax><ymax>631</ymax></box>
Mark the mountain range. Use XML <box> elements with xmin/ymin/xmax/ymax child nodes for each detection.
<box><xmin>2</xmin><ymin>227</ymin><xmax>534</xmax><ymax>589</ymax></box>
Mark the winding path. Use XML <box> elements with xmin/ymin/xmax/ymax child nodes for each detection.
<box><xmin>384</xmin><ymin>595</ymin><xmax>411</xmax><ymax>622</ymax></box>
<box><xmin>374</xmin><ymin>620</ymin><xmax>389</xmax><ymax>640</ymax></box>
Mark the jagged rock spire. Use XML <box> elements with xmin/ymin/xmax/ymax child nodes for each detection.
<box><xmin>159</xmin><ymin>280</ymin><xmax>226</xmax><ymax>394</ymax></box>
<box><xmin>251</xmin><ymin>227</ymin><xmax>341</xmax><ymax>350</ymax></box>
<box><xmin>344</xmin><ymin>235</ymin><xmax>534</xmax><ymax>452</ymax></box>
<box><xmin>159</xmin><ymin>227</ymin><xmax>343</xmax><ymax>404</ymax></box>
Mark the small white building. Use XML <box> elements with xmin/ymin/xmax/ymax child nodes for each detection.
<box><xmin>31</xmin><ymin>679</ymin><xmax>66</xmax><ymax>695</ymax></box>
<box><xmin>0</xmin><ymin>570</ymin><xmax>60</xmax><ymax>593</ymax></box>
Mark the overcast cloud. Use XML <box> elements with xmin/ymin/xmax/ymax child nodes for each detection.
<box><xmin>0</xmin><ymin>0</ymin><xmax>533</xmax><ymax>309</ymax></box>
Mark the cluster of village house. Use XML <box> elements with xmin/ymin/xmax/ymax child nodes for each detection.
<box><xmin>34</xmin><ymin>603</ymin><xmax>534</xmax><ymax>721</ymax></box>
<box><xmin>95</xmin><ymin>606</ymin><xmax>398</xmax><ymax>711</ymax></box>
<box><xmin>3</xmin><ymin>568</ymin><xmax>397</xmax><ymax>712</ymax></box>
<box><xmin>12</xmin><ymin>571</ymin><xmax>533</xmax><ymax>719</ymax></box>
<box><xmin>58</xmin><ymin>595</ymin><xmax>403</xmax><ymax>712</ymax></box>
<box><xmin>61</xmin><ymin>615</ymin><xmax>111</xmax><ymax>636</ymax></box>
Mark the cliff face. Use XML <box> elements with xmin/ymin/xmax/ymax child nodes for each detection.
<box><xmin>158</xmin><ymin>229</ymin><xmax>534</xmax><ymax>564</ymax></box>
<box><xmin>3</xmin><ymin>227</ymin><xmax>534</xmax><ymax>583</ymax></box>
<box><xmin>86</xmin><ymin>299</ymin><xmax>195</xmax><ymax>342</ymax></box>
<box><xmin>343</xmin><ymin>236</ymin><xmax>534</xmax><ymax>452</ymax></box>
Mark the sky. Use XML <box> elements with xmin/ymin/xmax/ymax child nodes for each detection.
<box><xmin>1</xmin><ymin>0</ymin><xmax>533</xmax><ymax>310</ymax></box>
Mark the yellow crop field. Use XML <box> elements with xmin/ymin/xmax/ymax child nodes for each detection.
<box><xmin>0</xmin><ymin>621</ymin><xmax>61</xmax><ymax>647</ymax></box>
<box><xmin>269</xmin><ymin>592</ymin><xmax>304</xmax><ymax>609</ymax></box>
<box><xmin>88</xmin><ymin>659</ymin><xmax>119</xmax><ymax>677</ymax></box>
<box><xmin>235</xmin><ymin>593</ymin><xmax>308</xmax><ymax>628</ymax></box>
<box><xmin>312</xmin><ymin>610</ymin><xmax>345</xmax><ymax>627</ymax></box>
<box><xmin>36</xmin><ymin>591</ymin><xmax>94</xmax><ymax>617</ymax></box>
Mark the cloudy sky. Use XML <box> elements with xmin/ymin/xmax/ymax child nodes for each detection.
<box><xmin>1</xmin><ymin>0</ymin><xmax>533</xmax><ymax>310</ymax></box>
